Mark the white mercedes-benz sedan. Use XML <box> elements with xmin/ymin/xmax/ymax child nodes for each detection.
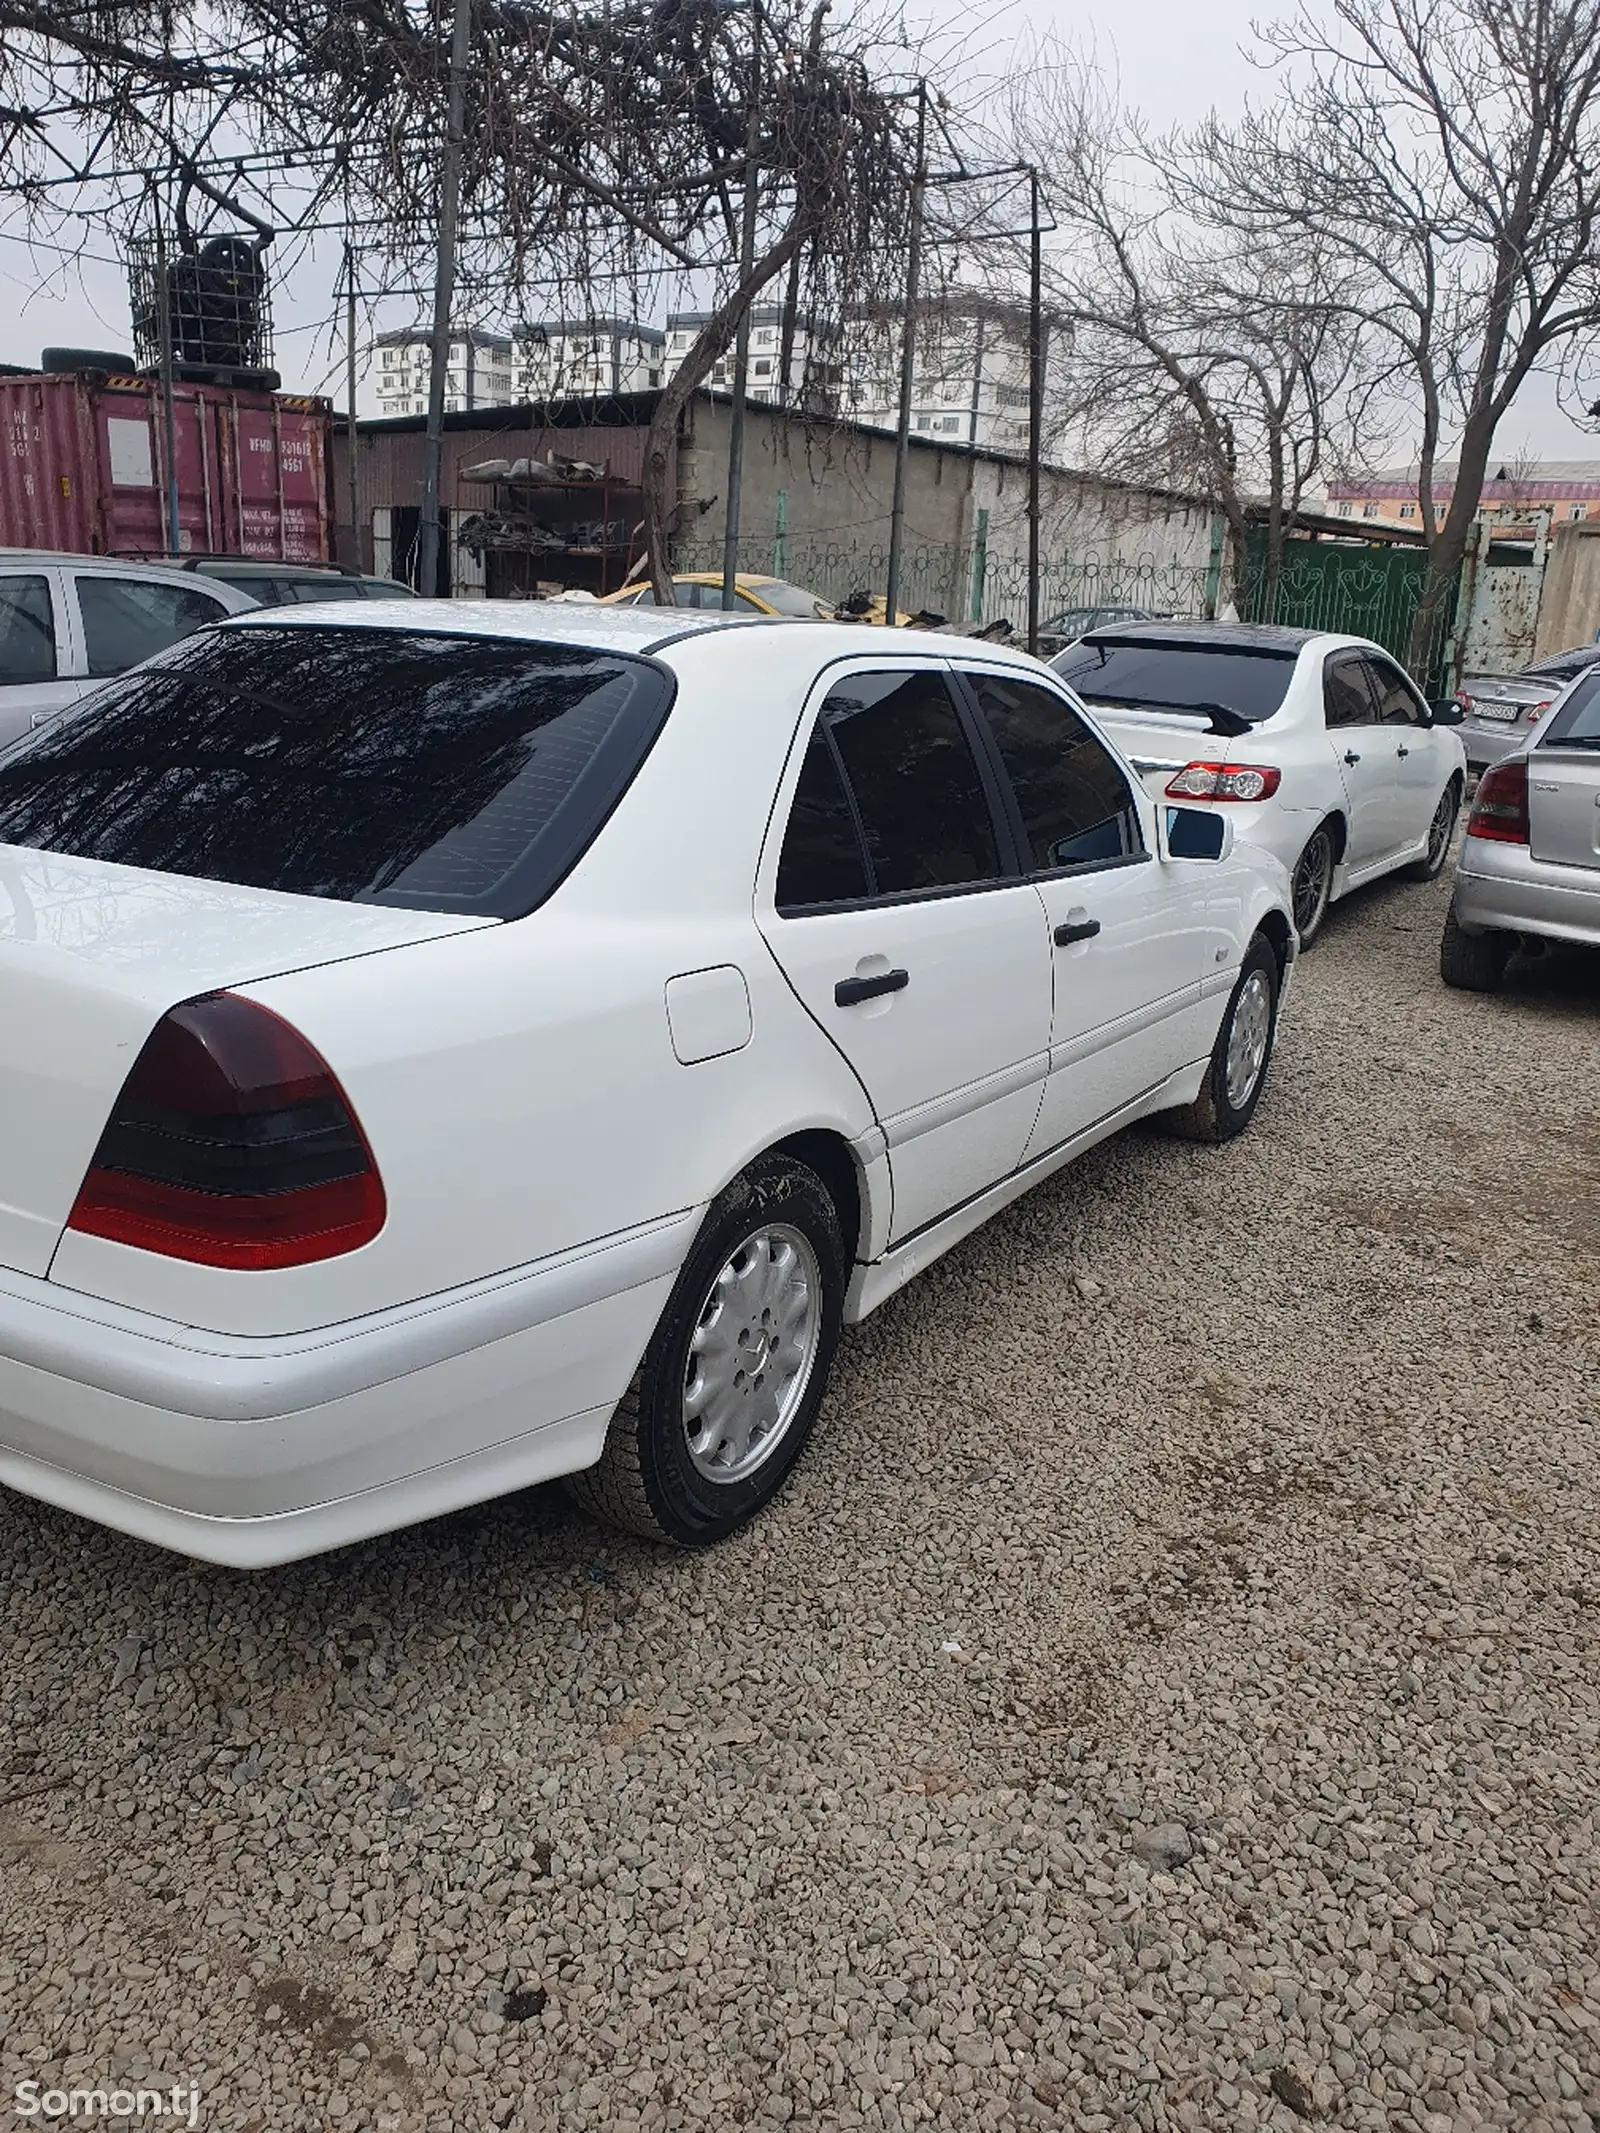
<box><xmin>0</xmin><ymin>605</ymin><xmax>1296</xmax><ymax>1566</ymax></box>
<box><xmin>1051</xmin><ymin>621</ymin><xmax>1469</xmax><ymax>946</ymax></box>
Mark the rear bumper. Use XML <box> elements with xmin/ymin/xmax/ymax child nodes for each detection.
<box><xmin>0</xmin><ymin>1209</ymin><xmax>698</xmax><ymax>1565</ymax></box>
<box><xmin>1453</xmin><ymin>838</ymin><xmax>1600</xmax><ymax>947</ymax></box>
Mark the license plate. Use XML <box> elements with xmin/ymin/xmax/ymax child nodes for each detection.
<box><xmin>1470</xmin><ymin>700</ymin><xmax>1522</xmax><ymax>723</ymax></box>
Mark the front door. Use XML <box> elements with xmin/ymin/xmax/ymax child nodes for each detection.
<box><xmin>954</xmin><ymin>666</ymin><xmax>1208</xmax><ymax>1156</ymax></box>
<box><xmin>758</xmin><ymin>663</ymin><xmax>1053</xmax><ymax>1244</ymax></box>
<box><xmin>1322</xmin><ymin>652</ymin><xmax>1395</xmax><ymax>869</ymax></box>
<box><xmin>1363</xmin><ymin>653</ymin><xmax>1447</xmax><ymax>852</ymax></box>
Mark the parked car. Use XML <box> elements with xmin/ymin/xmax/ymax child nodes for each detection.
<box><xmin>603</xmin><ymin>572</ymin><xmax>835</xmax><ymax>618</ymax></box>
<box><xmin>0</xmin><ymin>607</ymin><xmax>1295</xmax><ymax>1566</ymax></box>
<box><xmin>1051</xmin><ymin>620</ymin><xmax>1468</xmax><ymax>945</ymax></box>
<box><xmin>0</xmin><ymin>551</ymin><xmax>257</xmax><ymax>747</ymax></box>
<box><xmin>180</xmin><ymin>557</ymin><xmax>418</xmax><ymax>606</ymax></box>
<box><xmin>1440</xmin><ymin>667</ymin><xmax>1600</xmax><ymax>989</ymax></box>
<box><xmin>1036</xmin><ymin>603</ymin><xmax>1173</xmax><ymax>656</ymax></box>
<box><xmin>1455</xmin><ymin>642</ymin><xmax>1600</xmax><ymax>768</ymax></box>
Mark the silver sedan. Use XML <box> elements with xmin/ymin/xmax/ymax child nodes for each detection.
<box><xmin>1455</xmin><ymin>642</ymin><xmax>1600</xmax><ymax>768</ymax></box>
<box><xmin>1441</xmin><ymin>669</ymin><xmax>1600</xmax><ymax>988</ymax></box>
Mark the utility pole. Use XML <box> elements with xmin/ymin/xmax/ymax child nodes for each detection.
<box><xmin>1026</xmin><ymin>167</ymin><xmax>1044</xmax><ymax>658</ymax></box>
<box><xmin>151</xmin><ymin>181</ymin><xmax>182</xmax><ymax>559</ymax></box>
<box><xmin>417</xmin><ymin>0</ymin><xmax>472</xmax><ymax>599</ymax></box>
<box><xmin>721</xmin><ymin>3</ymin><xmax>762</xmax><ymax>609</ymax></box>
<box><xmin>345</xmin><ymin>241</ymin><xmax>361</xmax><ymax>571</ymax></box>
<box><xmin>884</xmin><ymin>82</ymin><xmax>927</xmax><ymax>629</ymax></box>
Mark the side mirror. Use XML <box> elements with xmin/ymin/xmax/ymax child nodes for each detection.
<box><xmin>1164</xmin><ymin>806</ymin><xmax>1233</xmax><ymax>861</ymax></box>
<box><xmin>1428</xmin><ymin>698</ymin><xmax>1466</xmax><ymax>726</ymax></box>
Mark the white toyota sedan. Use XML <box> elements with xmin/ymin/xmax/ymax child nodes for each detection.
<box><xmin>0</xmin><ymin>606</ymin><xmax>1295</xmax><ymax>1566</ymax></box>
<box><xmin>1051</xmin><ymin>622</ymin><xmax>1469</xmax><ymax>944</ymax></box>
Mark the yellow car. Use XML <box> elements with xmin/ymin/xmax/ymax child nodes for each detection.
<box><xmin>601</xmin><ymin>572</ymin><xmax>835</xmax><ymax>618</ymax></box>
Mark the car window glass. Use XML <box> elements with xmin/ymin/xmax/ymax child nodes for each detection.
<box><xmin>823</xmin><ymin>670</ymin><xmax>1000</xmax><ymax>896</ymax></box>
<box><xmin>289</xmin><ymin>578</ymin><xmax>365</xmax><ymax>603</ymax></box>
<box><xmin>673</xmin><ymin>581</ymin><xmax>702</xmax><ymax>608</ymax></box>
<box><xmin>1543</xmin><ymin>672</ymin><xmax>1600</xmax><ymax>746</ymax></box>
<box><xmin>1323</xmin><ymin>656</ymin><xmax>1377</xmax><ymax>729</ymax></box>
<box><xmin>1364</xmin><ymin>658</ymin><xmax>1426</xmax><ymax>726</ymax></box>
<box><xmin>775</xmin><ymin>724</ymin><xmax>871</xmax><ymax>909</ymax></box>
<box><xmin>1052</xmin><ymin>638</ymin><xmax>1297</xmax><ymax>722</ymax></box>
<box><xmin>964</xmin><ymin>670</ymin><xmax>1143</xmax><ymax>871</ymax></box>
<box><xmin>217</xmin><ymin>576</ymin><xmax>286</xmax><ymax>606</ymax></box>
<box><xmin>77</xmin><ymin>577</ymin><xmax>228</xmax><ymax>677</ymax></box>
<box><xmin>0</xmin><ymin>575</ymin><xmax>57</xmax><ymax>685</ymax></box>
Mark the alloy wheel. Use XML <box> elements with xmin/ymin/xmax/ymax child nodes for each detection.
<box><xmin>1292</xmin><ymin>830</ymin><xmax>1333</xmax><ymax>938</ymax></box>
<box><xmin>1225</xmin><ymin>970</ymin><xmax>1274</xmax><ymax>1110</ymax></box>
<box><xmin>1426</xmin><ymin>786</ymin><xmax>1457</xmax><ymax>871</ymax></box>
<box><xmin>682</xmin><ymin>1224</ymin><xmax>822</xmax><ymax>1483</ymax></box>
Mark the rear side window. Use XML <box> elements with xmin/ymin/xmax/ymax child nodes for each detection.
<box><xmin>964</xmin><ymin>671</ymin><xmax>1142</xmax><ymax>871</ymax></box>
<box><xmin>0</xmin><ymin>625</ymin><xmax>674</xmax><ymax>919</ymax></box>
<box><xmin>0</xmin><ymin>575</ymin><xmax>56</xmax><ymax>685</ymax></box>
<box><xmin>1051</xmin><ymin>638</ymin><xmax>1297</xmax><ymax>722</ymax></box>
<box><xmin>77</xmin><ymin>576</ymin><xmax>229</xmax><ymax>676</ymax></box>
<box><xmin>775</xmin><ymin>725</ymin><xmax>870</xmax><ymax>908</ymax></box>
<box><xmin>823</xmin><ymin>670</ymin><xmax>1000</xmax><ymax>897</ymax></box>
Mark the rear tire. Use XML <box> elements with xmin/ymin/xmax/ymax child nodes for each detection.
<box><xmin>1439</xmin><ymin>902</ymin><xmax>1512</xmax><ymax>991</ymax></box>
<box><xmin>1290</xmin><ymin>823</ymin><xmax>1337</xmax><ymax>946</ymax></box>
<box><xmin>565</xmin><ymin>1154</ymin><xmax>846</xmax><ymax>1545</ymax></box>
<box><xmin>1403</xmin><ymin>778</ymin><xmax>1460</xmax><ymax>880</ymax></box>
<box><xmin>1160</xmin><ymin>934</ymin><xmax>1279</xmax><ymax>1144</ymax></box>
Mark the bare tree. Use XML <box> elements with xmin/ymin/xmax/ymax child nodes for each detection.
<box><xmin>1202</xmin><ymin>0</ymin><xmax>1600</xmax><ymax>667</ymax></box>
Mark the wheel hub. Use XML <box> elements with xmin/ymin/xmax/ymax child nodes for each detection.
<box><xmin>682</xmin><ymin>1224</ymin><xmax>822</xmax><ymax>1484</ymax></box>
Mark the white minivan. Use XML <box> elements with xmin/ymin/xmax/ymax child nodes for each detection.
<box><xmin>0</xmin><ymin>551</ymin><xmax>257</xmax><ymax>746</ymax></box>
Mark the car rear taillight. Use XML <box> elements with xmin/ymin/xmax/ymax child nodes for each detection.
<box><xmin>1165</xmin><ymin>761</ymin><xmax>1283</xmax><ymax>801</ymax></box>
<box><xmin>1524</xmin><ymin>699</ymin><xmax>1553</xmax><ymax>722</ymax></box>
<box><xmin>66</xmin><ymin>993</ymin><xmax>385</xmax><ymax>1269</ymax></box>
<box><xmin>1466</xmin><ymin>759</ymin><xmax>1530</xmax><ymax>845</ymax></box>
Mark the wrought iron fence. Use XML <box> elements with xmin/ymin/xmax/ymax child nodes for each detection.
<box><xmin>1234</xmin><ymin>535</ymin><xmax>1456</xmax><ymax>689</ymax></box>
<box><xmin>672</xmin><ymin>536</ymin><xmax>1216</xmax><ymax>631</ymax></box>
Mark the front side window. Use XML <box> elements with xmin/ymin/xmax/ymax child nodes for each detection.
<box><xmin>1364</xmin><ymin>658</ymin><xmax>1427</xmax><ymax>726</ymax></box>
<box><xmin>1323</xmin><ymin>656</ymin><xmax>1377</xmax><ymax>729</ymax></box>
<box><xmin>0</xmin><ymin>626</ymin><xmax>674</xmax><ymax>920</ymax></box>
<box><xmin>964</xmin><ymin>671</ymin><xmax>1142</xmax><ymax>871</ymax></box>
<box><xmin>0</xmin><ymin>575</ymin><xmax>56</xmax><ymax>686</ymax></box>
<box><xmin>77</xmin><ymin>576</ymin><xmax>228</xmax><ymax>677</ymax></box>
<box><xmin>821</xmin><ymin>669</ymin><xmax>1000</xmax><ymax>897</ymax></box>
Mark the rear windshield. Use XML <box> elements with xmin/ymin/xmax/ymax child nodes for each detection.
<box><xmin>0</xmin><ymin>625</ymin><xmax>672</xmax><ymax>919</ymax></box>
<box><xmin>1051</xmin><ymin>638</ymin><xmax>1298</xmax><ymax>723</ymax></box>
<box><xmin>1541</xmin><ymin>672</ymin><xmax>1600</xmax><ymax>747</ymax></box>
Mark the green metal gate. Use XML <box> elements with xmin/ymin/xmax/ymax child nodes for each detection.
<box><xmin>1237</xmin><ymin>532</ymin><xmax>1458</xmax><ymax>690</ymax></box>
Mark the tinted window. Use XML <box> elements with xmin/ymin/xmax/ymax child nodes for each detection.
<box><xmin>824</xmin><ymin>670</ymin><xmax>1000</xmax><ymax>896</ymax></box>
<box><xmin>1542</xmin><ymin>672</ymin><xmax>1600</xmax><ymax>746</ymax></box>
<box><xmin>77</xmin><ymin>577</ymin><xmax>229</xmax><ymax>676</ymax></box>
<box><xmin>1324</xmin><ymin>656</ymin><xmax>1377</xmax><ymax>728</ymax></box>
<box><xmin>288</xmin><ymin>578</ymin><xmax>365</xmax><ymax>603</ymax></box>
<box><xmin>0</xmin><ymin>576</ymin><xmax>56</xmax><ymax>685</ymax></box>
<box><xmin>1051</xmin><ymin>638</ymin><xmax>1296</xmax><ymax>723</ymax></box>
<box><xmin>965</xmin><ymin>672</ymin><xmax>1141</xmax><ymax>871</ymax></box>
<box><xmin>214</xmin><ymin>576</ymin><xmax>291</xmax><ymax>606</ymax></box>
<box><xmin>775</xmin><ymin>725</ymin><xmax>870</xmax><ymax>908</ymax></box>
<box><xmin>0</xmin><ymin>626</ymin><xmax>673</xmax><ymax>920</ymax></box>
<box><xmin>1365</xmin><ymin>658</ymin><xmax>1425</xmax><ymax>726</ymax></box>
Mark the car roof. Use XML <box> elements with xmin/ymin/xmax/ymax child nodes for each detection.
<box><xmin>187</xmin><ymin>557</ymin><xmax>357</xmax><ymax>577</ymax></box>
<box><xmin>219</xmin><ymin>600</ymin><xmax>1061</xmax><ymax>670</ymax></box>
<box><xmin>1077</xmin><ymin>619</ymin><xmax>1326</xmax><ymax>653</ymax></box>
<box><xmin>0</xmin><ymin>547</ymin><xmax>227</xmax><ymax>579</ymax></box>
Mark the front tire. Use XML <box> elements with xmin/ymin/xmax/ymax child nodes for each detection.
<box><xmin>566</xmin><ymin>1154</ymin><xmax>846</xmax><ymax>1544</ymax></box>
<box><xmin>1160</xmin><ymin>934</ymin><xmax>1280</xmax><ymax>1144</ymax></box>
<box><xmin>1403</xmin><ymin>778</ymin><xmax>1460</xmax><ymax>881</ymax></box>
<box><xmin>1290</xmin><ymin>823</ymin><xmax>1337</xmax><ymax>946</ymax></box>
<box><xmin>1439</xmin><ymin>901</ymin><xmax>1512</xmax><ymax>992</ymax></box>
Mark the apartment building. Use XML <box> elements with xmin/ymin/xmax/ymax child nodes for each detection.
<box><xmin>841</xmin><ymin>299</ymin><xmax>1035</xmax><ymax>454</ymax></box>
<box><xmin>1326</xmin><ymin>459</ymin><xmax>1600</xmax><ymax>533</ymax></box>
<box><xmin>665</xmin><ymin>306</ymin><xmax>838</xmax><ymax>403</ymax></box>
<box><xmin>373</xmin><ymin>328</ymin><xmax>514</xmax><ymax>417</ymax></box>
<box><xmin>514</xmin><ymin>319</ymin><xmax>666</xmax><ymax>399</ymax></box>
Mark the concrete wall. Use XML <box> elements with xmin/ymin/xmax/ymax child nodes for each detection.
<box><xmin>1534</xmin><ymin>520</ymin><xmax>1600</xmax><ymax>658</ymax></box>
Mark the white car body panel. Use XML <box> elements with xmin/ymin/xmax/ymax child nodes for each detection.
<box><xmin>1081</xmin><ymin>631</ymin><xmax>1466</xmax><ymax>909</ymax></box>
<box><xmin>0</xmin><ymin>610</ymin><xmax>1296</xmax><ymax>1562</ymax></box>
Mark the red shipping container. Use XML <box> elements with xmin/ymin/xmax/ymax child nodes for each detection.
<box><xmin>0</xmin><ymin>370</ymin><xmax>333</xmax><ymax>562</ymax></box>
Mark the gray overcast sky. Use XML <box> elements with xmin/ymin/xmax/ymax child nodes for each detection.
<box><xmin>2</xmin><ymin>0</ymin><xmax>1595</xmax><ymax>463</ymax></box>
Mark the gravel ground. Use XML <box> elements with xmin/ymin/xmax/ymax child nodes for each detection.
<box><xmin>2</xmin><ymin>858</ymin><xmax>1597</xmax><ymax>2133</ymax></box>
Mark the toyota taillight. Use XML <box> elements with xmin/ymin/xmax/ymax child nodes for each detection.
<box><xmin>66</xmin><ymin>993</ymin><xmax>385</xmax><ymax>1269</ymax></box>
<box><xmin>1523</xmin><ymin>699</ymin><xmax>1553</xmax><ymax>722</ymax></box>
<box><xmin>1466</xmin><ymin>759</ymin><xmax>1530</xmax><ymax>845</ymax></box>
<box><xmin>1165</xmin><ymin>761</ymin><xmax>1283</xmax><ymax>801</ymax></box>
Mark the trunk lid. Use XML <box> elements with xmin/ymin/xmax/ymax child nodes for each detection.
<box><xmin>1082</xmin><ymin>703</ymin><xmax>1238</xmax><ymax>801</ymax></box>
<box><xmin>1526</xmin><ymin>746</ymin><xmax>1600</xmax><ymax>871</ymax></box>
<box><xmin>0</xmin><ymin>848</ymin><xmax>491</xmax><ymax>1276</ymax></box>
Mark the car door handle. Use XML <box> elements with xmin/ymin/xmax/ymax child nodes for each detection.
<box><xmin>1053</xmin><ymin>919</ymin><xmax>1102</xmax><ymax>945</ymax></box>
<box><xmin>834</xmin><ymin>968</ymin><xmax>909</xmax><ymax>1006</ymax></box>
<box><xmin>1396</xmin><ymin>743</ymin><xmax>1410</xmax><ymax>758</ymax></box>
<box><xmin>1343</xmin><ymin>749</ymin><xmax>1362</xmax><ymax>765</ymax></box>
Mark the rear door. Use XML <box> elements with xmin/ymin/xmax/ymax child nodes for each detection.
<box><xmin>0</xmin><ymin>568</ymin><xmax>83</xmax><ymax>745</ymax></box>
<box><xmin>954</xmin><ymin>664</ymin><xmax>1207</xmax><ymax>1157</ymax></box>
<box><xmin>758</xmin><ymin>661</ymin><xmax>1053</xmax><ymax>1244</ymax></box>
<box><xmin>1322</xmin><ymin>652</ymin><xmax>1394</xmax><ymax>868</ymax></box>
<box><xmin>69</xmin><ymin>572</ymin><xmax>233</xmax><ymax>680</ymax></box>
<box><xmin>1528</xmin><ymin>678</ymin><xmax>1600</xmax><ymax>868</ymax></box>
